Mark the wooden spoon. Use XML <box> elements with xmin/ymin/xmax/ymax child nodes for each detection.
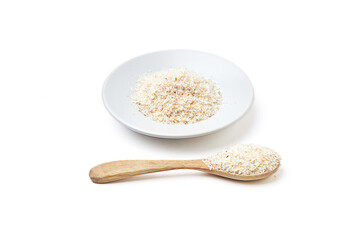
<box><xmin>89</xmin><ymin>159</ymin><xmax>279</xmax><ymax>183</ymax></box>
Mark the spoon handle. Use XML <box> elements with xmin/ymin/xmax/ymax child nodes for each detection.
<box><xmin>89</xmin><ymin>159</ymin><xmax>206</xmax><ymax>183</ymax></box>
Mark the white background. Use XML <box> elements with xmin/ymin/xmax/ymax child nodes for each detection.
<box><xmin>1</xmin><ymin>0</ymin><xmax>359</xmax><ymax>239</ymax></box>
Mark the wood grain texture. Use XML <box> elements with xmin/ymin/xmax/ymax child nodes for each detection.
<box><xmin>89</xmin><ymin>159</ymin><xmax>207</xmax><ymax>183</ymax></box>
<box><xmin>89</xmin><ymin>159</ymin><xmax>280</xmax><ymax>183</ymax></box>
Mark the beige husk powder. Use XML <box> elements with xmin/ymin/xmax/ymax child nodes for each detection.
<box><xmin>203</xmin><ymin>144</ymin><xmax>281</xmax><ymax>176</ymax></box>
<box><xmin>132</xmin><ymin>68</ymin><xmax>222</xmax><ymax>124</ymax></box>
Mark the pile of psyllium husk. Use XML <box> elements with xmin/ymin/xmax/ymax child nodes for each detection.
<box><xmin>132</xmin><ymin>68</ymin><xmax>222</xmax><ymax>124</ymax></box>
<box><xmin>203</xmin><ymin>144</ymin><xmax>281</xmax><ymax>176</ymax></box>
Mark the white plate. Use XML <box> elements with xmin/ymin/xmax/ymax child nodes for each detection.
<box><xmin>102</xmin><ymin>50</ymin><xmax>254</xmax><ymax>139</ymax></box>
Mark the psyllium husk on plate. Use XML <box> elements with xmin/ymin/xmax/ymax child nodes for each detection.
<box><xmin>132</xmin><ymin>68</ymin><xmax>222</xmax><ymax>124</ymax></box>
